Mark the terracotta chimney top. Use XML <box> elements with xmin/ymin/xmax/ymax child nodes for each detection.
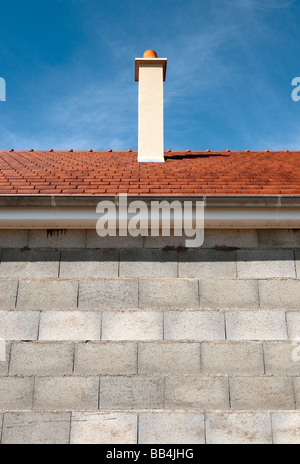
<box><xmin>143</xmin><ymin>50</ymin><xmax>158</xmax><ymax>58</ymax></box>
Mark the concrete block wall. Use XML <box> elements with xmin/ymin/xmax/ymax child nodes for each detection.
<box><xmin>0</xmin><ymin>228</ymin><xmax>300</xmax><ymax>444</ymax></box>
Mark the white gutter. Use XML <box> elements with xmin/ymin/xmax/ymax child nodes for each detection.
<box><xmin>0</xmin><ymin>195</ymin><xmax>299</xmax><ymax>229</ymax></box>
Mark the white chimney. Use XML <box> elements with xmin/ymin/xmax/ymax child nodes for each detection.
<box><xmin>135</xmin><ymin>50</ymin><xmax>167</xmax><ymax>162</ymax></box>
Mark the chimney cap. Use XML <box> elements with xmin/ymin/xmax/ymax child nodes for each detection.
<box><xmin>143</xmin><ymin>50</ymin><xmax>157</xmax><ymax>58</ymax></box>
<box><xmin>135</xmin><ymin>55</ymin><xmax>167</xmax><ymax>81</ymax></box>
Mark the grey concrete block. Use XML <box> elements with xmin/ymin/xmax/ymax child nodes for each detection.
<box><xmin>164</xmin><ymin>311</ymin><xmax>225</xmax><ymax>341</ymax></box>
<box><xmin>17</xmin><ymin>280</ymin><xmax>78</xmax><ymax>310</ymax></box>
<box><xmin>225</xmin><ymin>311</ymin><xmax>287</xmax><ymax>340</ymax></box>
<box><xmin>102</xmin><ymin>311</ymin><xmax>163</xmax><ymax>341</ymax></box>
<box><xmin>264</xmin><ymin>341</ymin><xmax>300</xmax><ymax>374</ymax></box>
<box><xmin>200</xmin><ymin>279</ymin><xmax>259</xmax><ymax>309</ymax></box>
<box><xmin>9</xmin><ymin>342</ymin><xmax>74</xmax><ymax>375</ymax></box>
<box><xmin>286</xmin><ymin>312</ymin><xmax>300</xmax><ymax>340</ymax></box>
<box><xmin>0</xmin><ymin>311</ymin><xmax>39</xmax><ymax>340</ymax></box>
<box><xmin>144</xmin><ymin>235</ymin><xmax>186</xmax><ymax>249</ymax></box>
<box><xmin>138</xmin><ymin>342</ymin><xmax>201</xmax><ymax>374</ymax></box>
<box><xmin>165</xmin><ymin>376</ymin><xmax>229</xmax><ymax>409</ymax></box>
<box><xmin>206</xmin><ymin>413</ymin><xmax>272</xmax><ymax>444</ymax></box>
<box><xmin>71</xmin><ymin>412</ymin><xmax>137</xmax><ymax>444</ymax></box>
<box><xmin>0</xmin><ymin>376</ymin><xmax>34</xmax><ymax>409</ymax></box>
<box><xmin>2</xmin><ymin>412</ymin><xmax>71</xmax><ymax>444</ymax></box>
<box><xmin>119</xmin><ymin>250</ymin><xmax>177</xmax><ymax>278</ymax></box>
<box><xmin>139</xmin><ymin>279</ymin><xmax>199</xmax><ymax>309</ymax></box>
<box><xmin>74</xmin><ymin>342</ymin><xmax>137</xmax><ymax>374</ymax></box>
<box><xmin>0</xmin><ymin>230</ymin><xmax>28</xmax><ymax>248</ymax></box>
<box><xmin>28</xmin><ymin>229</ymin><xmax>86</xmax><ymax>248</ymax></box>
<box><xmin>202</xmin><ymin>342</ymin><xmax>264</xmax><ymax>374</ymax></box>
<box><xmin>293</xmin><ymin>378</ymin><xmax>300</xmax><ymax>409</ymax></box>
<box><xmin>258</xmin><ymin>229</ymin><xmax>300</xmax><ymax>248</ymax></box>
<box><xmin>0</xmin><ymin>280</ymin><xmax>18</xmax><ymax>309</ymax></box>
<box><xmin>60</xmin><ymin>250</ymin><xmax>119</xmax><ymax>278</ymax></box>
<box><xmin>0</xmin><ymin>342</ymin><xmax>10</xmax><ymax>375</ymax></box>
<box><xmin>230</xmin><ymin>376</ymin><xmax>295</xmax><ymax>410</ymax></box>
<box><xmin>272</xmin><ymin>413</ymin><xmax>300</xmax><ymax>444</ymax></box>
<box><xmin>33</xmin><ymin>376</ymin><xmax>99</xmax><ymax>410</ymax></box>
<box><xmin>237</xmin><ymin>250</ymin><xmax>296</xmax><ymax>278</ymax></box>
<box><xmin>202</xmin><ymin>229</ymin><xmax>259</xmax><ymax>249</ymax></box>
<box><xmin>139</xmin><ymin>412</ymin><xmax>205</xmax><ymax>444</ymax></box>
<box><xmin>0</xmin><ymin>250</ymin><xmax>60</xmax><ymax>278</ymax></box>
<box><xmin>39</xmin><ymin>311</ymin><xmax>101</xmax><ymax>341</ymax></box>
<box><xmin>87</xmin><ymin>230</ymin><xmax>143</xmax><ymax>249</ymax></box>
<box><xmin>179</xmin><ymin>249</ymin><xmax>236</xmax><ymax>278</ymax></box>
<box><xmin>79</xmin><ymin>279</ymin><xmax>138</xmax><ymax>309</ymax></box>
<box><xmin>100</xmin><ymin>376</ymin><xmax>165</xmax><ymax>409</ymax></box>
<box><xmin>258</xmin><ymin>280</ymin><xmax>300</xmax><ymax>309</ymax></box>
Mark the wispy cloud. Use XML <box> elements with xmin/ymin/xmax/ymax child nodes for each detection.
<box><xmin>1</xmin><ymin>0</ymin><xmax>299</xmax><ymax>151</ymax></box>
<box><xmin>49</xmin><ymin>79</ymin><xmax>137</xmax><ymax>149</ymax></box>
<box><xmin>235</xmin><ymin>0</ymin><xmax>296</xmax><ymax>11</ymax></box>
<box><xmin>2</xmin><ymin>66</ymin><xmax>138</xmax><ymax>150</ymax></box>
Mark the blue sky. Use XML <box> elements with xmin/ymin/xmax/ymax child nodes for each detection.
<box><xmin>0</xmin><ymin>0</ymin><xmax>300</xmax><ymax>151</ymax></box>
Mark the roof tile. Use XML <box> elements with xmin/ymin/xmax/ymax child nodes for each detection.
<box><xmin>0</xmin><ymin>150</ymin><xmax>299</xmax><ymax>195</ymax></box>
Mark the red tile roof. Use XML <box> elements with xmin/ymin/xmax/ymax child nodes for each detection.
<box><xmin>0</xmin><ymin>150</ymin><xmax>299</xmax><ymax>195</ymax></box>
